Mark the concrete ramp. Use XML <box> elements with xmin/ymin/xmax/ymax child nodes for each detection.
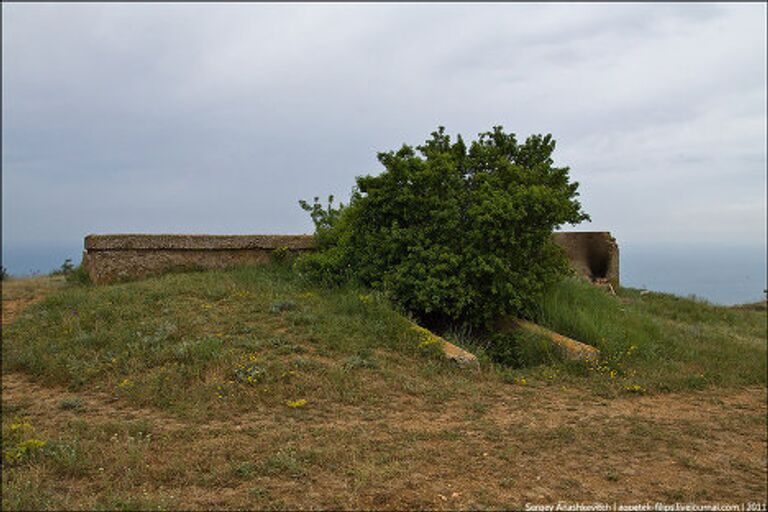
<box><xmin>493</xmin><ymin>316</ymin><xmax>600</xmax><ymax>363</ymax></box>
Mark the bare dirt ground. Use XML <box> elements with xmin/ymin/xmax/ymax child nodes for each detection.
<box><xmin>2</xmin><ymin>281</ymin><xmax>766</xmax><ymax>510</ymax></box>
<box><xmin>2</xmin><ymin>275</ymin><xmax>64</xmax><ymax>326</ymax></box>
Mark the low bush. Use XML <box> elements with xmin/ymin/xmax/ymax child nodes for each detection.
<box><xmin>65</xmin><ymin>265</ymin><xmax>90</xmax><ymax>285</ymax></box>
<box><xmin>50</xmin><ymin>258</ymin><xmax>90</xmax><ymax>285</ymax></box>
<box><xmin>296</xmin><ymin>126</ymin><xmax>589</xmax><ymax>329</ymax></box>
<box><xmin>51</xmin><ymin>259</ymin><xmax>76</xmax><ymax>276</ymax></box>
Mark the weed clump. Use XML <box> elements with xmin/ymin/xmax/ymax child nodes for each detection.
<box><xmin>234</xmin><ymin>354</ymin><xmax>267</xmax><ymax>385</ymax></box>
<box><xmin>3</xmin><ymin>421</ymin><xmax>48</xmax><ymax>466</ymax></box>
<box><xmin>234</xmin><ymin>461</ymin><xmax>257</xmax><ymax>478</ymax></box>
<box><xmin>58</xmin><ymin>397</ymin><xmax>86</xmax><ymax>412</ymax></box>
<box><xmin>270</xmin><ymin>300</ymin><xmax>297</xmax><ymax>314</ymax></box>
<box><xmin>270</xmin><ymin>246</ymin><xmax>293</xmax><ymax>264</ymax></box>
<box><xmin>51</xmin><ymin>258</ymin><xmax>90</xmax><ymax>285</ymax></box>
<box><xmin>343</xmin><ymin>349</ymin><xmax>379</xmax><ymax>370</ymax></box>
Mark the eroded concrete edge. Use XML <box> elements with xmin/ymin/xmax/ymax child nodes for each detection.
<box><xmin>494</xmin><ymin>317</ymin><xmax>600</xmax><ymax>363</ymax></box>
<box><xmin>409</xmin><ymin>322</ymin><xmax>479</xmax><ymax>368</ymax></box>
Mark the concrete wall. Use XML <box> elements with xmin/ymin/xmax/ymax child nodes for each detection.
<box><xmin>83</xmin><ymin>232</ymin><xmax>619</xmax><ymax>286</ymax></box>
<box><xmin>552</xmin><ymin>231</ymin><xmax>619</xmax><ymax>288</ymax></box>
<box><xmin>83</xmin><ymin>235</ymin><xmax>314</xmax><ymax>284</ymax></box>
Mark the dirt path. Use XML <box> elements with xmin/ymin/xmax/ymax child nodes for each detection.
<box><xmin>2</xmin><ymin>294</ymin><xmax>42</xmax><ymax>326</ymax></box>
<box><xmin>2</xmin><ymin>275</ymin><xmax>63</xmax><ymax>326</ymax></box>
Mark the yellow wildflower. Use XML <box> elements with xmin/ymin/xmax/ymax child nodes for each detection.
<box><xmin>118</xmin><ymin>378</ymin><xmax>134</xmax><ymax>389</ymax></box>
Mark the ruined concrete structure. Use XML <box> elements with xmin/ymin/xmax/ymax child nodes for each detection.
<box><xmin>552</xmin><ymin>231</ymin><xmax>619</xmax><ymax>288</ymax></box>
<box><xmin>83</xmin><ymin>231</ymin><xmax>619</xmax><ymax>286</ymax></box>
<box><xmin>83</xmin><ymin>235</ymin><xmax>315</xmax><ymax>285</ymax></box>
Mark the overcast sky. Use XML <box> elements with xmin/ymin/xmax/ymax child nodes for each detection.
<box><xmin>3</xmin><ymin>3</ymin><xmax>767</xmax><ymax>258</ymax></box>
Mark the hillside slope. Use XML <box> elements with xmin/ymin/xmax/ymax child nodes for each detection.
<box><xmin>2</xmin><ymin>267</ymin><xmax>766</xmax><ymax>510</ymax></box>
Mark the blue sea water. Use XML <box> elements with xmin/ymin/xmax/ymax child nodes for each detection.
<box><xmin>619</xmin><ymin>244</ymin><xmax>766</xmax><ymax>306</ymax></box>
<box><xmin>2</xmin><ymin>241</ymin><xmax>766</xmax><ymax>306</ymax></box>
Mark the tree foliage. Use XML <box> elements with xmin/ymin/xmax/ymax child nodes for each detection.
<box><xmin>296</xmin><ymin>126</ymin><xmax>589</xmax><ymax>327</ymax></box>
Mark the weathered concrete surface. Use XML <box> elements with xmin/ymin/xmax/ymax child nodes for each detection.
<box><xmin>83</xmin><ymin>231</ymin><xmax>619</xmax><ymax>286</ymax></box>
<box><xmin>409</xmin><ymin>322</ymin><xmax>479</xmax><ymax>367</ymax></box>
<box><xmin>83</xmin><ymin>235</ymin><xmax>314</xmax><ymax>284</ymax></box>
<box><xmin>85</xmin><ymin>234</ymin><xmax>315</xmax><ymax>251</ymax></box>
<box><xmin>552</xmin><ymin>231</ymin><xmax>619</xmax><ymax>288</ymax></box>
<box><xmin>493</xmin><ymin>316</ymin><xmax>600</xmax><ymax>363</ymax></box>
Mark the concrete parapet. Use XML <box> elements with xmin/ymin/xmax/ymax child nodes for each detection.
<box><xmin>85</xmin><ymin>234</ymin><xmax>315</xmax><ymax>251</ymax></box>
<box><xmin>82</xmin><ymin>231</ymin><xmax>619</xmax><ymax>287</ymax></box>
<box><xmin>83</xmin><ymin>234</ymin><xmax>314</xmax><ymax>284</ymax></box>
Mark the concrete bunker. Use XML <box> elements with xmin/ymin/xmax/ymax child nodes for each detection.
<box><xmin>551</xmin><ymin>232</ymin><xmax>619</xmax><ymax>288</ymax></box>
<box><xmin>83</xmin><ymin>231</ymin><xmax>619</xmax><ymax>287</ymax></box>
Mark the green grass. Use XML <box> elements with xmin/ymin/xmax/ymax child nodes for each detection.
<box><xmin>532</xmin><ymin>277</ymin><xmax>767</xmax><ymax>392</ymax></box>
<box><xmin>2</xmin><ymin>267</ymin><xmax>766</xmax><ymax>510</ymax></box>
<box><xmin>3</xmin><ymin>267</ymin><xmax>766</xmax><ymax>413</ymax></box>
<box><xmin>3</xmin><ymin>265</ymin><xmax>444</xmax><ymax>419</ymax></box>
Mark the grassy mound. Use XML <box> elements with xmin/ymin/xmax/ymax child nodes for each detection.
<box><xmin>3</xmin><ymin>267</ymin><xmax>765</xmax><ymax>409</ymax></box>
<box><xmin>532</xmin><ymin>278</ymin><xmax>766</xmax><ymax>391</ymax></box>
<box><xmin>2</xmin><ymin>268</ymin><xmax>765</xmax><ymax>510</ymax></box>
<box><xmin>3</xmin><ymin>265</ymin><xmax>453</xmax><ymax>419</ymax></box>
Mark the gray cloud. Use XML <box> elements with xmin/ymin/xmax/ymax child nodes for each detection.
<box><xmin>3</xmin><ymin>2</ymin><xmax>766</xmax><ymax>255</ymax></box>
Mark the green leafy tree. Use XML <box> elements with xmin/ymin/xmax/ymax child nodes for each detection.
<box><xmin>296</xmin><ymin>126</ymin><xmax>589</xmax><ymax>327</ymax></box>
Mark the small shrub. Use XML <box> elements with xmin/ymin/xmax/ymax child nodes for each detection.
<box><xmin>296</xmin><ymin>126</ymin><xmax>589</xmax><ymax>327</ymax></box>
<box><xmin>5</xmin><ymin>438</ymin><xmax>47</xmax><ymax>464</ymax></box>
<box><xmin>65</xmin><ymin>265</ymin><xmax>91</xmax><ymax>285</ymax></box>
<box><xmin>2</xmin><ymin>421</ymin><xmax>48</xmax><ymax>466</ymax></box>
<box><xmin>270</xmin><ymin>246</ymin><xmax>293</xmax><ymax>264</ymax></box>
<box><xmin>234</xmin><ymin>361</ymin><xmax>267</xmax><ymax>384</ymax></box>
<box><xmin>49</xmin><ymin>258</ymin><xmax>90</xmax><ymax>284</ymax></box>
<box><xmin>1</xmin><ymin>266</ymin><xmax>8</xmax><ymax>280</ymax></box>
<box><xmin>51</xmin><ymin>258</ymin><xmax>75</xmax><ymax>276</ymax></box>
